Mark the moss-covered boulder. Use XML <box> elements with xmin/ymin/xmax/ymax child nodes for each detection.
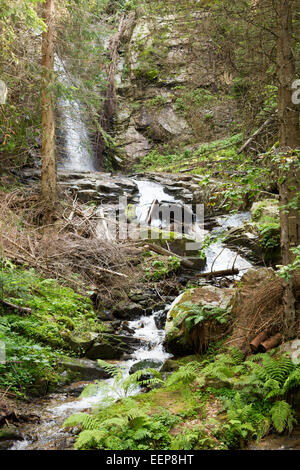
<box><xmin>164</xmin><ymin>286</ymin><xmax>235</xmax><ymax>356</ymax></box>
<box><xmin>58</xmin><ymin>357</ymin><xmax>113</xmax><ymax>382</ymax></box>
<box><xmin>251</xmin><ymin>199</ymin><xmax>279</xmax><ymax>222</ymax></box>
<box><xmin>85</xmin><ymin>333</ymin><xmax>142</xmax><ymax>360</ymax></box>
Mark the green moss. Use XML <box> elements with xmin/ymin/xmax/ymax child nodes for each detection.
<box><xmin>0</xmin><ymin>261</ymin><xmax>105</xmax><ymax>396</ymax></box>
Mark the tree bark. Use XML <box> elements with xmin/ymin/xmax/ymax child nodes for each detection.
<box><xmin>276</xmin><ymin>0</ymin><xmax>300</xmax><ymax>338</ymax></box>
<box><xmin>41</xmin><ymin>0</ymin><xmax>57</xmax><ymax>212</ymax></box>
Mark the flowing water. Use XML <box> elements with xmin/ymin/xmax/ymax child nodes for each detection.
<box><xmin>11</xmin><ymin>311</ymin><xmax>171</xmax><ymax>450</ymax></box>
<box><xmin>10</xmin><ymin>181</ymin><xmax>255</xmax><ymax>450</ymax></box>
<box><xmin>55</xmin><ymin>57</ymin><xmax>97</xmax><ymax>172</ymax></box>
<box><xmin>134</xmin><ymin>178</ymin><xmax>252</xmax><ymax>278</ymax></box>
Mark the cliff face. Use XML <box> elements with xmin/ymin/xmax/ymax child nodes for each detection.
<box><xmin>113</xmin><ymin>1</ymin><xmax>237</xmax><ymax>164</ymax></box>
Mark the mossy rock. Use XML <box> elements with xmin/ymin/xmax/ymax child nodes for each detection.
<box><xmin>58</xmin><ymin>357</ymin><xmax>113</xmax><ymax>381</ymax></box>
<box><xmin>165</xmin><ymin>286</ymin><xmax>235</xmax><ymax>356</ymax></box>
<box><xmin>160</xmin><ymin>359</ymin><xmax>180</xmax><ymax>372</ymax></box>
<box><xmin>85</xmin><ymin>333</ymin><xmax>142</xmax><ymax>360</ymax></box>
<box><xmin>251</xmin><ymin>199</ymin><xmax>279</xmax><ymax>223</ymax></box>
<box><xmin>0</xmin><ymin>425</ymin><xmax>21</xmax><ymax>441</ymax></box>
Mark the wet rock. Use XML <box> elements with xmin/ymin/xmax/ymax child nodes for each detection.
<box><xmin>58</xmin><ymin>357</ymin><xmax>112</xmax><ymax>381</ymax></box>
<box><xmin>113</xmin><ymin>301</ymin><xmax>145</xmax><ymax>320</ymax></box>
<box><xmin>57</xmin><ymin>171</ymin><xmax>138</xmax><ymax>204</ymax></box>
<box><xmin>119</xmin><ymin>321</ymin><xmax>135</xmax><ymax>336</ymax></box>
<box><xmin>224</xmin><ymin>226</ymin><xmax>261</xmax><ymax>256</ymax></box>
<box><xmin>85</xmin><ymin>333</ymin><xmax>142</xmax><ymax>360</ymax></box>
<box><xmin>64</xmin><ymin>381</ymin><xmax>92</xmax><ymax>397</ymax></box>
<box><xmin>160</xmin><ymin>359</ymin><xmax>180</xmax><ymax>372</ymax></box>
<box><xmin>129</xmin><ymin>359</ymin><xmax>163</xmax><ymax>375</ymax></box>
<box><xmin>154</xmin><ymin>310</ymin><xmax>167</xmax><ymax>330</ymax></box>
<box><xmin>97</xmin><ymin>310</ymin><xmax>115</xmax><ymax>322</ymax></box>
<box><xmin>0</xmin><ymin>424</ymin><xmax>22</xmax><ymax>442</ymax></box>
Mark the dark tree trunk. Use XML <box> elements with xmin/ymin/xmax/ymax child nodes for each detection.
<box><xmin>276</xmin><ymin>0</ymin><xmax>300</xmax><ymax>337</ymax></box>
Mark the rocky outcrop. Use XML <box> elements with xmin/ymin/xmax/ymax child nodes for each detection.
<box><xmin>85</xmin><ymin>333</ymin><xmax>142</xmax><ymax>360</ymax></box>
<box><xmin>58</xmin><ymin>170</ymin><xmax>138</xmax><ymax>203</ymax></box>
<box><xmin>113</xmin><ymin>2</ymin><xmax>236</xmax><ymax>164</ymax></box>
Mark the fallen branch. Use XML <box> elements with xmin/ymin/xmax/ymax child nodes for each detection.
<box><xmin>146</xmin><ymin>199</ymin><xmax>159</xmax><ymax>225</ymax></box>
<box><xmin>237</xmin><ymin>115</ymin><xmax>275</xmax><ymax>155</ymax></box>
<box><xmin>96</xmin><ymin>267</ymin><xmax>128</xmax><ymax>278</ymax></box>
<box><xmin>0</xmin><ymin>298</ymin><xmax>32</xmax><ymax>315</ymax></box>
<box><xmin>144</xmin><ymin>243</ymin><xmax>194</xmax><ymax>269</ymax></box>
<box><xmin>196</xmin><ymin>268</ymin><xmax>239</xmax><ymax>278</ymax></box>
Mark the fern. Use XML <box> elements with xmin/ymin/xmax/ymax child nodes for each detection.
<box><xmin>282</xmin><ymin>368</ymin><xmax>300</xmax><ymax>395</ymax></box>
<box><xmin>166</xmin><ymin>361</ymin><xmax>203</xmax><ymax>386</ymax></box>
<box><xmin>74</xmin><ymin>430</ymin><xmax>106</xmax><ymax>450</ymax></box>
<box><xmin>64</xmin><ymin>413</ymin><xmax>101</xmax><ymax>430</ymax></box>
<box><xmin>263</xmin><ymin>356</ymin><xmax>294</xmax><ymax>385</ymax></box>
<box><xmin>270</xmin><ymin>401</ymin><xmax>296</xmax><ymax>433</ymax></box>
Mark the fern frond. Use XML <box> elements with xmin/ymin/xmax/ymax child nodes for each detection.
<box><xmin>64</xmin><ymin>413</ymin><xmax>101</xmax><ymax>431</ymax></box>
<box><xmin>270</xmin><ymin>400</ymin><xmax>296</xmax><ymax>433</ymax></box>
<box><xmin>74</xmin><ymin>429</ymin><xmax>106</xmax><ymax>450</ymax></box>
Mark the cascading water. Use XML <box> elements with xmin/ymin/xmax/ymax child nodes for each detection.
<box><xmin>10</xmin><ymin>310</ymin><xmax>171</xmax><ymax>450</ymax></box>
<box><xmin>133</xmin><ymin>179</ymin><xmax>253</xmax><ymax>278</ymax></box>
<box><xmin>55</xmin><ymin>57</ymin><xmax>97</xmax><ymax>172</ymax></box>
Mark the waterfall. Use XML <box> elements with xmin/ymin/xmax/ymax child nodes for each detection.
<box><xmin>55</xmin><ymin>56</ymin><xmax>97</xmax><ymax>172</ymax></box>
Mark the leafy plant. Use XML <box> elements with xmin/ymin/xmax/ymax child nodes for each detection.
<box><xmin>180</xmin><ymin>302</ymin><xmax>228</xmax><ymax>332</ymax></box>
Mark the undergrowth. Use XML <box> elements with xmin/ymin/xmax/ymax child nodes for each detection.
<box><xmin>64</xmin><ymin>347</ymin><xmax>299</xmax><ymax>450</ymax></box>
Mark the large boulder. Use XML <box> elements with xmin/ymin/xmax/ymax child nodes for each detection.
<box><xmin>85</xmin><ymin>333</ymin><xmax>142</xmax><ymax>360</ymax></box>
<box><xmin>251</xmin><ymin>199</ymin><xmax>279</xmax><ymax>222</ymax></box>
<box><xmin>165</xmin><ymin>286</ymin><xmax>235</xmax><ymax>355</ymax></box>
<box><xmin>113</xmin><ymin>301</ymin><xmax>145</xmax><ymax>320</ymax></box>
<box><xmin>58</xmin><ymin>357</ymin><xmax>113</xmax><ymax>381</ymax></box>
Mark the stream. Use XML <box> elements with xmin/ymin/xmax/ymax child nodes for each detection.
<box><xmin>9</xmin><ymin>179</ymin><xmax>254</xmax><ymax>450</ymax></box>
<box><xmin>11</xmin><ymin>311</ymin><xmax>171</xmax><ymax>450</ymax></box>
<box><xmin>8</xmin><ymin>68</ymin><xmax>293</xmax><ymax>450</ymax></box>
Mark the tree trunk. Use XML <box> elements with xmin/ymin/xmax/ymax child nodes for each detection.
<box><xmin>41</xmin><ymin>0</ymin><xmax>57</xmax><ymax>212</ymax></box>
<box><xmin>276</xmin><ymin>0</ymin><xmax>300</xmax><ymax>338</ymax></box>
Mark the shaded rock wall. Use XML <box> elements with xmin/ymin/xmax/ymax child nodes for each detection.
<box><xmin>113</xmin><ymin>1</ymin><xmax>237</xmax><ymax>163</ymax></box>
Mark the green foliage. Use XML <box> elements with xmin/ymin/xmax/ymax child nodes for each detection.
<box><xmin>0</xmin><ymin>260</ymin><xmax>105</xmax><ymax>395</ymax></box>
<box><xmin>179</xmin><ymin>302</ymin><xmax>228</xmax><ymax>332</ymax></box>
<box><xmin>144</xmin><ymin>256</ymin><xmax>181</xmax><ymax>281</ymax></box>
<box><xmin>0</xmin><ymin>316</ymin><xmax>61</xmax><ymax>396</ymax></box>
<box><xmin>65</xmin><ymin>398</ymin><xmax>180</xmax><ymax>450</ymax></box>
<box><xmin>166</xmin><ymin>361</ymin><xmax>203</xmax><ymax>387</ymax></box>
<box><xmin>270</xmin><ymin>401</ymin><xmax>296</xmax><ymax>434</ymax></box>
<box><xmin>258</xmin><ymin>222</ymin><xmax>280</xmax><ymax>250</ymax></box>
<box><xmin>278</xmin><ymin>245</ymin><xmax>300</xmax><ymax>280</ymax></box>
<box><xmin>171</xmin><ymin>426</ymin><xmax>217</xmax><ymax>450</ymax></box>
<box><xmin>0</xmin><ymin>261</ymin><xmax>104</xmax><ymax>349</ymax></box>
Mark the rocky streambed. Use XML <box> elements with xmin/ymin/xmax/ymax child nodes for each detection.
<box><xmin>3</xmin><ymin>168</ymin><xmax>284</xmax><ymax>451</ymax></box>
